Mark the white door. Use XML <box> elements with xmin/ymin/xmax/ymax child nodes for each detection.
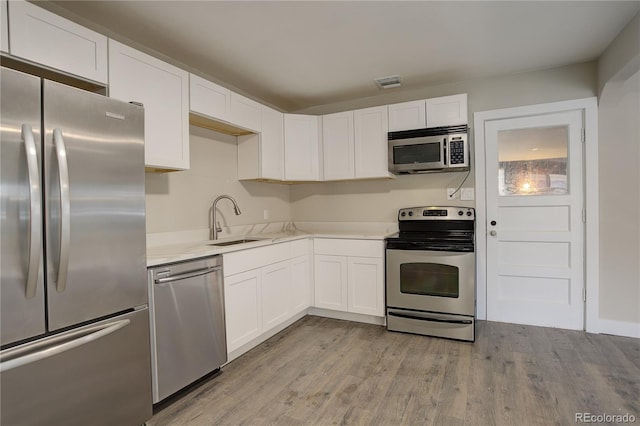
<box><xmin>485</xmin><ymin>110</ymin><xmax>584</xmax><ymax>330</ymax></box>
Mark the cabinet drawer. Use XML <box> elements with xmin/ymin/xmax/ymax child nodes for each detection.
<box><xmin>313</xmin><ymin>238</ymin><xmax>383</xmax><ymax>258</ymax></box>
<box><xmin>223</xmin><ymin>242</ymin><xmax>290</xmax><ymax>276</ymax></box>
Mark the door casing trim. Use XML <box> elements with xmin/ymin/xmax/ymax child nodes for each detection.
<box><xmin>473</xmin><ymin>97</ymin><xmax>599</xmax><ymax>333</ymax></box>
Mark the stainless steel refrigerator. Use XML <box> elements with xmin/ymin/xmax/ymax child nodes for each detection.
<box><xmin>0</xmin><ymin>66</ymin><xmax>152</xmax><ymax>425</ymax></box>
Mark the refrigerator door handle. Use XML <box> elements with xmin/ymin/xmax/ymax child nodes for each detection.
<box><xmin>53</xmin><ymin>128</ymin><xmax>71</xmax><ymax>293</ymax></box>
<box><xmin>23</xmin><ymin>124</ymin><xmax>42</xmax><ymax>299</ymax></box>
<box><xmin>0</xmin><ymin>319</ymin><xmax>131</xmax><ymax>372</ymax></box>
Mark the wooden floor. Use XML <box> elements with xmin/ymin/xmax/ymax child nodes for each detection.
<box><xmin>149</xmin><ymin>316</ymin><xmax>639</xmax><ymax>426</ymax></box>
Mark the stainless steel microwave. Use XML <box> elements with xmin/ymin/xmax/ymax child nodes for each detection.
<box><xmin>388</xmin><ymin>125</ymin><xmax>469</xmax><ymax>174</ymax></box>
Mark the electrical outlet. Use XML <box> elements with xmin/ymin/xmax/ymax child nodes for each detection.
<box><xmin>447</xmin><ymin>188</ymin><xmax>458</xmax><ymax>200</ymax></box>
<box><xmin>461</xmin><ymin>188</ymin><xmax>475</xmax><ymax>201</ymax></box>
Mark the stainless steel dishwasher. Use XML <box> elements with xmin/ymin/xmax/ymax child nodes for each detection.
<box><xmin>149</xmin><ymin>255</ymin><xmax>227</xmax><ymax>403</ymax></box>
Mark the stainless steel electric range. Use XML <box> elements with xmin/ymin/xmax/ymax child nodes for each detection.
<box><xmin>385</xmin><ymin>206</ymin><xmax>476</xmax><ymax>342</ymax></box>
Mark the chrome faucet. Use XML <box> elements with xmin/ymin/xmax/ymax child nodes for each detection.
<box><xmin>211</xmin><ymin>195</ymin><xmax>242</xmax><ymax>240</ymax></box>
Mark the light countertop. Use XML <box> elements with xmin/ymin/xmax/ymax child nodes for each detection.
<box><xmin>147</xmin><ymin>229</ymin><xmax>394</xmax><ymax>267</ymax></box>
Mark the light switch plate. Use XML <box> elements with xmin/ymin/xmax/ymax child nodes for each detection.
<box><xmin>460</xmin><ymin>188</ymin><xmax>475</xmax><ymax>201</ymax></box>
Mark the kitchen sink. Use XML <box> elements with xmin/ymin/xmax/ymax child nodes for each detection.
<box><xmin>207</xmin><ymin>238</ymin><xmax>263</xmax><ymax>247</ymax></box>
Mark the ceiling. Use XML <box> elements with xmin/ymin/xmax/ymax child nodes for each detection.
<box><xmin>46</xmin><ymin>1</ymin><xmax>640</xmax><ymax>112</ymax></box>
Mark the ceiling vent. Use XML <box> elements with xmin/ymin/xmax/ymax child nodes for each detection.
<box><xmin>374</xmin><ymin>75</ymin><xmax>401</xmax><ymax>89</ymax></box>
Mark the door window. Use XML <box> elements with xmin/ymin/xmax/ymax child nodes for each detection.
<box><xmin>497</xmin><ymin>126</ymin><xmax>568</xmax><ymax>196</ymax></box>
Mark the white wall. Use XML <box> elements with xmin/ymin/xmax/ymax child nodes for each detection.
<box><xmin>596</xmin><ymin>12</ymin><xmax>640</xmax><ymax>333</ymax></box>
<box><xmin>145</xmin><ymin>125</ymin><xmax>291</xmax><ymax>235</ymax></box>
<box><xmin>598</xmin><ymin>72</ymin><xmax>640</xmax><ymax>328</ymax></box>
<box><xmin>291</xmin><ymin>62</ymin><xmax>598</xmax><ymax>223</ymax></box>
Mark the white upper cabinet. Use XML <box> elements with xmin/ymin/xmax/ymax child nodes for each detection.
<box><xmin>388</xmin><ymin>99</ymin><xmax>426</xmax><ymax>132</ymax></box>
<box><xmin>1</xmin><ymin>1</ymin><xmax>8</xmax><ymax>53</ymax></box>
<box><xmin>284</xmin><ymin>114</ymin><xmax>321</xmax><ymax>181</ymax></box>
<box><xmin>189</xmin><ymin>74</ymin><xmax>231</xmax><ymax>123</ymax></box>
<box><xmin>237</xmin><ymin>105</ymin><xmax>284</xmax><ymax>181</ymax></box>
<box><xmin>108</xmin><ymin>40</ymin><xmax>189</xmax><ymax>170</ymax></box>
<box><xmin>322</xmin><ymin>111</ymin><xmax>355</xmax><ymax>180</ymax></box>
<box><xmin>7</xmin><ymin>0</ymin><xmax>107</xmax><ymax>83</ymax></box>
<box><xmin>354</xmin><ymin>106</ymin><xmax>389</xmax><ymax>178</ymax></box>
<box><xmin>189</xmin><ymin>74</ymin><xmax>261</xmax><ymax>133</ymax></box>
<box><xmin>230</xmin><ymin>92</ymin><xmax>261</xmax><ymax>133</ymax></box>
<box><xmin>388</xmin><ymin>94</ymin><xmax>468</xmax><ymax>131</ymax></box>
<box><xmin>425</xmin><ymin>93</ymin><xmax>468</xmax><ymax>127</ymax></box>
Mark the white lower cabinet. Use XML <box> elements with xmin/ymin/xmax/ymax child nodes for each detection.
<box><xmin>290</xmin><ymin>255</ymin><xmax>312</xmax><ymax>314</ymax></box>
<box><xmin>313</xmin><ymin>239</ymin><xmax>385</xmax><ymax>317</ymax></box>
<box><xmin>223</xmin><ymin>239</ymin><xmax>312</xmax><ymax>356</ymax></box>
<box><xmin>224</xmin><ymin>269</ymin><xmax>262</xmax><ymax>352</ymax></box>
<box><xmin>314</xmin><ymin>255</ymin><xmax>348</xmax><ymax>311</ymax></box>
<box><xmin>261</xmin><ymin>260</ymin><xmax>292</xmax><ymax>331</ymax></box>
<box><xmin>348</xmin><ymin>257</ymin><xmax>384</xmax><ymax>316</ymax></box>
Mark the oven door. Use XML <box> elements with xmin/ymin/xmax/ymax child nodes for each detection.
<box><xmin>386</xmin><ymin>249</ymin><xmax>475</xmax><ymax>316</ymax></box>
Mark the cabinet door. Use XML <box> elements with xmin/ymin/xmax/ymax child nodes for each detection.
<box><xmin>425</xmin><ymin>94</ymin><xmax>468</xmax><ymax>127</ymax></box>
<box><xmin>230</xmin><ymin>92</ymin><xmax>262</xmax><ymax>132</ymax></box>
<box><xmin>1</xmin><ymin>0</ymin><xmax>8</xmax><ymax>53</ymax></box>
<box><xmin>284</xmin><ymin>114</ymin><xmax>320</xmax><ymax>181</ymax></box>
<box><xmin>322</xmin><ymin>111</ymin><xmax>355</xmax><ymax>180</ymax></box>
<box><xmin>189</xmin><ymin>74</ymin><xmax>231</xmax><ymax>123</ymax></box>
<box><xmin>388</xmin><ymin>100</ymin><xmax>426</xmax><ymax>132</ymax></box>
<box><xmin>108</xmin><ymin>40</ymin><xmax>189</xmax><ymax>170</ymax></box>
<box><xmin>224</xmin><ymin>269</ymin><xmax>262</xmax><ymax>352</ymax></box>
<box><xmin>290</xmin><ymin>255</ymin><xmax>311</xmax><ymax>314</ymax></box>
<box><xmin>261</xmin><ymin>260</ymin><xmax>291</xmax><ymax>331</ymax></box>
<box><xmin>354</xmin><ymin>106</ymin><xmax>389</xmax><ymax>178</ymax></box>
<box><xmin>314</xmin><ymin>255</ymin><xmax>348</xmax><ymax>311</ymax></box>
<box><xmin>8</xmin><ymin>0</ymin><xmax>107</xmax><ymax>83</ymax></box>
<box><xmin>348</xmin><ymin>257</ymin><xmax>384</xmax><ymax>316</ymax></box>
<box><xmin>260</xmin><ymin>105</ymin><xmax>284</xmax><ymax>180</ymax></box>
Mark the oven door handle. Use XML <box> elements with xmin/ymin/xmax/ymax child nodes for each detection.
<box><xmin>388</xmin><ymin>311</ymin><xmax>473</xmax><ymax>325</ymax></box>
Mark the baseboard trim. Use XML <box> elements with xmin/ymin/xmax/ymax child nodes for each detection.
<box><xmin>308</xmin><ymin>308</ymin><xmax>386</xmax><ymax>326</ymax></box>
<box><xmin>598</xmin><ymin>319</ymin><xmax>640</xmax><ymax>338</ymax></box>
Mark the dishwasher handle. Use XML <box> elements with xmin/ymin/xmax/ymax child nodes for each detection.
<box><xmin>154</xmin><ymin>266</ymin><xmax>221</xmax><ymax>284</ymax></box>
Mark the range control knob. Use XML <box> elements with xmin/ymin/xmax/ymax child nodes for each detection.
<box><xmin>467</xmin><ymin>211</ymin><xmax>472</xmax><ymax>216</ymax></box>
<box><xmin>408</xmin><ymin>211</ymin><xmax>414</xmax><ymax>217</ymax></box>
<box><xmin>458</xmin><ymin>210</ymin><xmax>464</xmax><ymax>216</ymax></box>
<box><xmin>400</xmin><ymin>211</ymin><xmax>406</xmax><ymax>217</ymax></box>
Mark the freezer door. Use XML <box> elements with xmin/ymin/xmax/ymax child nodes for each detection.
<box><xmin>0</xmin><ymin>308</ymin><xmax>153</xmax><ymax>426</ymax></box>
<box><xmin>0</xmin><ymin>67</ymin><xmax>46</xmax><ymax>346</ymax></box>
<box><xmin>43</xmin><ymin>80</ymin><xmax>147</xmax><ymax>331</ymax></box>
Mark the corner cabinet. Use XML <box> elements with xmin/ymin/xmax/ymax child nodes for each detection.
<box><xmin>284</xmin><ymin>114</ymin><xmax>321</xmax><ymax>181</ymax></box>
<box><xmin>108</xmin><ymin>40</ymin><xmax>189</xmax><ymax>171</ymax></box>
<box><xmin>6</xmin><ymin>0</ymin><xmax>107</xmax><ymax>83</ymax></box>
<box><xmin>222</xmin><ymin>239</ymin><xmax>312</xmax><ymax>358</ymax></box>
<box><xmin>238</xmin><ymin>105</ymin><xmax>284</xmax><ymax>180</ymax></box>
<box><xmin>313</xmin><ymin>238</ymin><xmax>385</xmax><ymax>317</ymax></box>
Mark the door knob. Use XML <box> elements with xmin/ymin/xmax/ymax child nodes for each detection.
<box><xmin>489</xmin><ymin>230</ymin><xmax>497</xmax><ymax>237</ymax></box>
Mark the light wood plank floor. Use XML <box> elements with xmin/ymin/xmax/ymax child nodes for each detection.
<box><xmin>149</xmin><ymin>316</ymin><xmax>639</xmax><ymax>426</ymax></box>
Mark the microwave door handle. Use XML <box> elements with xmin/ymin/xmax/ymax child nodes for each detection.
<box><xmin>442</xmin><ymin>137</ymin><xmax>447</xmax><ymax>166</ymax></box>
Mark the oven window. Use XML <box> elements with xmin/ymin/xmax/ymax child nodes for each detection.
<box><xmin>399</xmin><ymin>263</ymin><xmax>459</xmax><ymax>298</ymax></box>
<box><xmin>393</xmin><ymin>143</ymin><xmax>441</xmax><ymax>165</ymax></box>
